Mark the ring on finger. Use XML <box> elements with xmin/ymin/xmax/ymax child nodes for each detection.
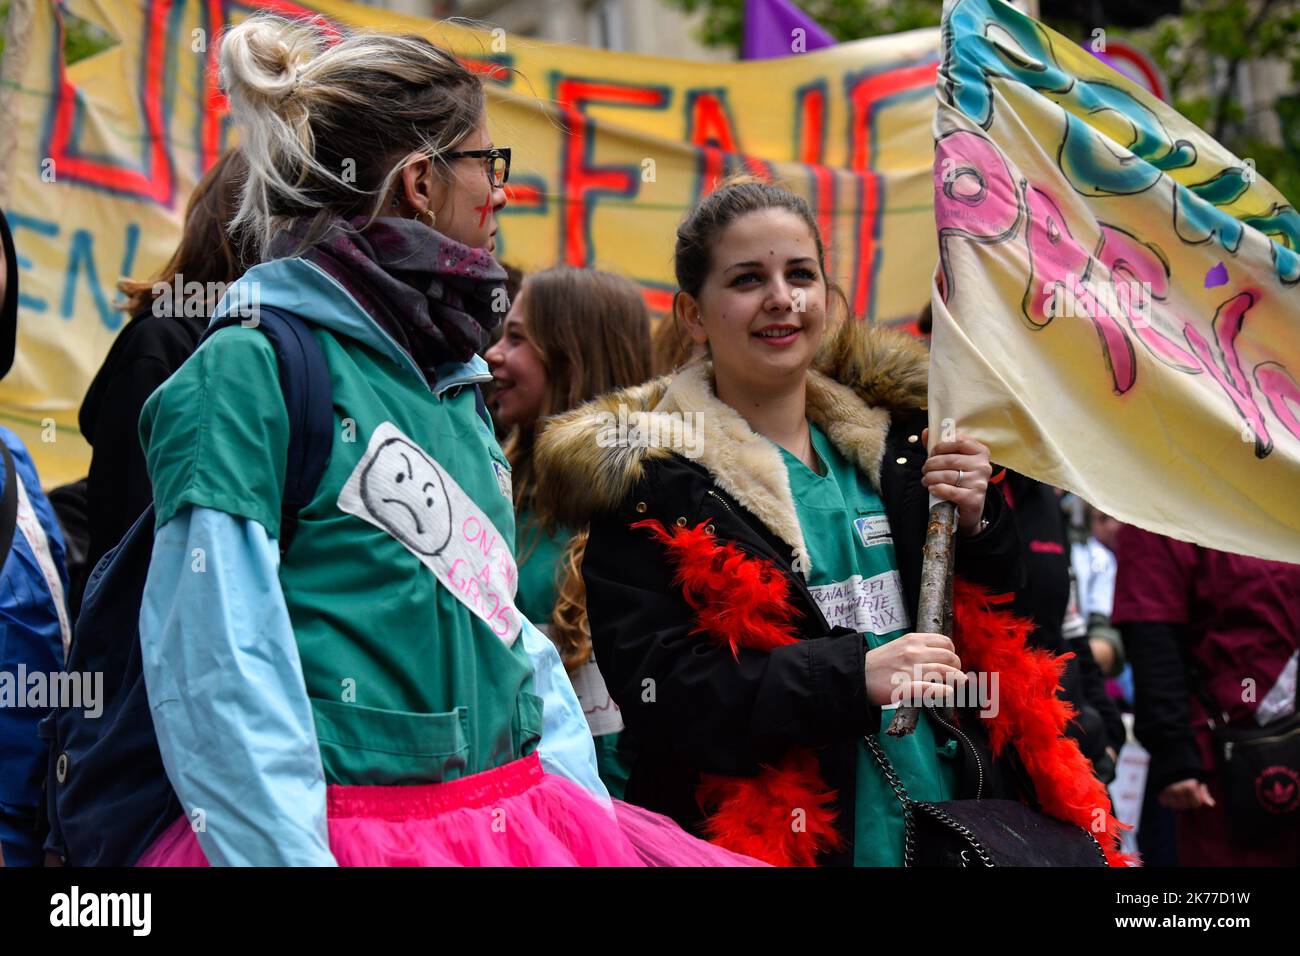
<box><xmin>956</xmin><ymin>469</ymin><xmax>964</xmax><ymax>487</ymax></box>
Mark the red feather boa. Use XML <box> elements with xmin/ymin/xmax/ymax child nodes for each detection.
<box><xmin>635</xmin><ymin>519</ymin><xmax>1132</xmax><ymax>867</ymax></box>
<box><xmin>633</xmin><ymin>519</ymin><xmax>843</xmax><ymax>866</ymax></box>
<box><xmin>949</xmin><ymin>579</ymin><xmax>1132</xmax><ymax>866</ymax></box>
<box><xmin>632</xmin><ymin>518</ymin><xmax>804</xmax><ymax>654</ymax></box>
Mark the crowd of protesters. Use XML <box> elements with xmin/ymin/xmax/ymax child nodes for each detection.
<box><xmin>0</xmin><ymin>14</ymin><xmax>1295</xmax><ymax>868</ymax></box>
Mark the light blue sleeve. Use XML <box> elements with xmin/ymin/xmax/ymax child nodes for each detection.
<box><xmin>519</xmin><ymin>619</ymin><xmax>610</xmax><ymax>800</ymax></box>
<box><xmin>140</xmin><ymin>506</ymin><xmax>336</xmax><ymax>866</ymax></box>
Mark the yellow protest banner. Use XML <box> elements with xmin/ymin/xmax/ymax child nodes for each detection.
<box><xmin>929</xmin><ymin>0</ymin><xmax>1300</xmax><ymax>562</ymax></box>
<box><xmin>1</xmin><ymin>0</ymin><xmax>943</xmax><ymax>485</ymax></box>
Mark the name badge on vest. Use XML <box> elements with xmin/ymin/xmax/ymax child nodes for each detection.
<box><xmin>338</xmin><ymin>421</ymin><xmax>522</xmax><ymax>647</ymax></box>
<box><xmin>492</xmin><ymin>459</ymin><xmax>512</xmax><ymax>501</ymax></box>
<box><xmin>854</xmin><ymin>513</ymin><xmax>893</xmax><ymax>549</ymax></box>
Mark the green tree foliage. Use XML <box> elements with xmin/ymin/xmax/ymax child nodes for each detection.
<box><xmin>0</xmin><ymin>1</ymin><xmax>116</xmax><ymax>64</ymax></box>
<box><xmin>1131</xmin><ymin>0</ymin><xmax>1300</xmax><ymax>202</ymax></box>
<box><xmin>670</xmin><ymin>0</ymin><xmax>1300</xmax><ymax>201</ymax></box>
<box><xmin>663</xmin><ymin>0</ymin><xmax>943</xmax><ymax>49</ymax></box>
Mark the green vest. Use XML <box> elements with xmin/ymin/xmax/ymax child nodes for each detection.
<box><xmin>141</xmin><ymin>323</ymin><xmax>540</xmax><ymax>787</ymax></box>
<box><xmin>515</xmin><ymin>506</ymin><xmax>632</xmax><ymax>798</ymax></box>
<box><xmin>775</xmin><ymin>424</ymin><xmax>957</xmax><ymax>866</ymax></box>
<box><xmin>515</xmin><ymin>512</ymin><xmax>566</xmax><ymax>626</ymax></box>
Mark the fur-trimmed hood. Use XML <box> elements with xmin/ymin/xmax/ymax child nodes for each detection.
<box><xmin>534</xmin><ymin>322</ymin><xmax>930</xmax><ymax>558</ymax></box>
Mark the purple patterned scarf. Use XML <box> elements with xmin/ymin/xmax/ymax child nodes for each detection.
<box><xmin>269</xmin><ymin>214</ymin><xmax>507</xmax><ymax>385</ymax></box>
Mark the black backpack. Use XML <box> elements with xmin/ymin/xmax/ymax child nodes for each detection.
<box><xmin>42</xmin><ymin>306</ymin><xmax>334</xmax><ymax>865</ymax></box>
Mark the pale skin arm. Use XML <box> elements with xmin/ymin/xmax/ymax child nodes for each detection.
<box><xmin>864</xmin><ymin>429</ymin><xmax>996</xmax><ymax>701</ymax></box>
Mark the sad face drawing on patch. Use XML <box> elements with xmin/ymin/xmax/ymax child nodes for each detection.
<box><xmin>339</xmin><ymin>421</ymin><xmax>524</xmax><ymax>646</ymax></box>
<box><xmin>359</xmin><ymin>438</ymin><xmax>454</xmax><ymax>557</ymax></box>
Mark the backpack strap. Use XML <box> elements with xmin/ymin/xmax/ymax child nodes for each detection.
<box><xmin>200</xmin><ymin>307</ymin><xmax>334</xmax><ymax>554</ymax></box>
<box><xmin>0</xmin><ymin>442</ymin><xmax>19</xmax><ymax>570</ymax></box>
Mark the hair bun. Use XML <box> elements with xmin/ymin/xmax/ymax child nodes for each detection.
<box><xmin>216</xmin><ymin>15</ymin><xmax>485</xmax><ymax>261</ymax></box>
<box><xmin>219</xmin><ymin>15</ymin><xmax>319</xmax><ymax>105</ymax></box>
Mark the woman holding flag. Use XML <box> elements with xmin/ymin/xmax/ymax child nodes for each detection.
<box><xmin>537</xmin><ymin>176</ymin><xmax>1129</xmax><ymax>866</ymax></box>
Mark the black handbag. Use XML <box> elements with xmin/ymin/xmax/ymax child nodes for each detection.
<box><xmin>1192</xmin><ymin>671</ymin><xmax>1300</xmax><ymax>839</ymax></box>
<box><xmin>864</xmin><ymin>732</ymin><xmax>1108</xmax><ymax>867</ymax></box>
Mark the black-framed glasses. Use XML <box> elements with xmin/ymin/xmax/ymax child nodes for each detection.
<box><xmin>444</xmin><ymin>147</ymin><xmax>511</xmax><ymax>188</ymax></box>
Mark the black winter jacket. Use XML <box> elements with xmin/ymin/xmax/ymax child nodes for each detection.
<box><xmin>76</xmin><ymin>308</ymin><xmax>206</xmax><ymax>611</ymax></box>
<box><xmin>535</xmin><ymin>328</ymin><xmax>1036</xmax><ymax>863</ymax></box>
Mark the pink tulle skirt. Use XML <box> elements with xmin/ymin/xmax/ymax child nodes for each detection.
<box><xmin>137</xmin><ymin>753</ymin><xmax>765</xmax><ymax>867</ymax></box>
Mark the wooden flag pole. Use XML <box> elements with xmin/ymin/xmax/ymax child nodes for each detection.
<box><xmin>886</xmin><ymin>497</ymin><xmax>957</xmax><ymax>736</ymax></box>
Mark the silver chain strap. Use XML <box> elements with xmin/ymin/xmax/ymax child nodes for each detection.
<box><xmin>864</xmin><ymin>731</ymin><xmax>999</xmax><ymax>867</ymax></box>
<box><xmin>865</xmin><ymin>733</ymin><xmax>1104</xmax><ymax>868</ymax></box>
<box><xmin>862</xmin><ymin>733</ymin><xmax>917</xmax><ymax>867</ymax></box>
<box><xmin>914</xmin><ymin>803</ymin><xmax>995</xmax><ymax>867</ymax></box>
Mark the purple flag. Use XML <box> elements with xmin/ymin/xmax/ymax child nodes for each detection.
<box><xmin>741</xmin><ymin>0</ymin><xmax>836</xmax><ymax>60</ymax></box>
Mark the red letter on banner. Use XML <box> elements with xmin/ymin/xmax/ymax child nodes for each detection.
<box><xmin>845</xmin><ymin>61</ymin><xmax>937</xmax><ymax>319</ymax></box>
<box><xmin>555</xmin><ymin>78</ymin><xmax>669</xmax><ymax>267</ymax></box>
<box><xmin>795</xmin><ymin>81</ymin><xmax>833</xmax><ymax>248</ymax></box>
<box><xmin>684</xmin><ymin>90</ymin><xmax>768</xmax><ymax>195</ymax></box>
